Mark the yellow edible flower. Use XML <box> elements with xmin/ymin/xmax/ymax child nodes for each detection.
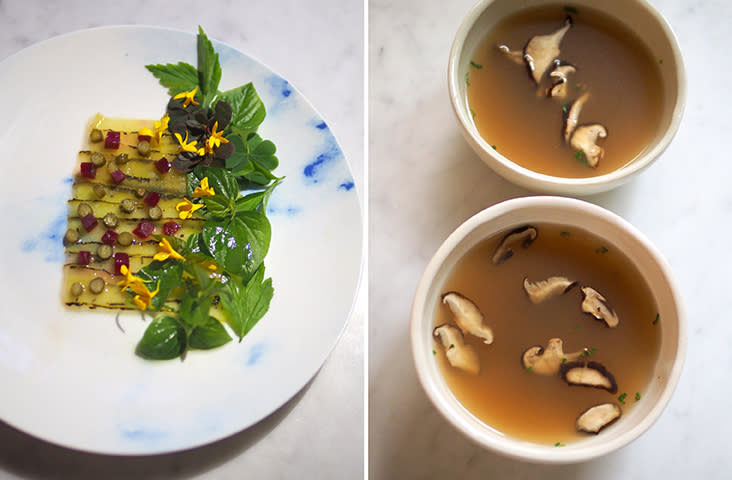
<box><xmin>153</xmin><ymin>238</ymin><xmax>185</xmax><ymax>262</ymax></box>
<box><xmin>205</xmin><ymin>121</ymin><xmax>230</xmax><ymax>153</ymax></box>
<box><xmin>153</xmin><ymin>113</ymin><xmax>170</xmax><ymax>143</ymax></box>
<box><xmin>174</xmin><ymin>131</ymin><xmax>204</xmax><ymax>156</ymax></box>
<box><xmin>173</xmin><ymin>87</ymin><xmax>200</xmax><ymax>107</ymax></box>
<box><xmin>192</xmin><ymin>176</ymin><xmax>215</xmax><ymax>198</ymax></box>
<box><xmin>129</xmin><ymin>281</ymin><xmax>160</xmax><ymax>311</ymax></box>
<box><xmin>176</xmin><ymin>197</ymin><xmax>204</xmax><ymax>220</ymax></box>
<box><xmin>138</xmin><ymin>128</ymin><xmax>153</xmax><ymax>138</ymax></box>
<box><xmin>117</xmin><ymin>264</ymin><xmax>145</xmax><ymax>291</ymax></box>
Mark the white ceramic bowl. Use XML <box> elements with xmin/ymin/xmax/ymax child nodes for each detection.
<box><xmin>410</xmin><ymin>196</ymin><xmax>686</xmax><ymax>463</ymax></box>
<box><xmin>448</xmin><ymin>0</ymin><xmax>686</xmax><ymax>195</ymax></box>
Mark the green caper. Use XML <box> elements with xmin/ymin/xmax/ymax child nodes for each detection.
<box><xmin>90</xmin><ymin>129</ymin><xmax>103</xmax><ymax>143</ymax></box>
<box><xmin>134</xmin><ymin>188</ymin><xmax>146</xmax><ymax>198</ymax></box>
<box><xmin>117</xmin><ymin>231</ymin><xmax>133</xmax><ymax>246</ymax></box>
<box><xmin>89</xmin><ymin>277</ymin><xmax>105</xmax><ymax>294</ymax></box>
<box><xmin>148</xmin><ymin>205</ymin><xmax>163</xmax><ymax>220</ymax></box>
<box><xmin>96</xmin><ymin>244</ymin><xmax>113</xmax><ymax>260</ymax></box>
<box><xmin>90</xmin><ymin>151</ymin><xmax>106</xmax><ymax>167</ymax></box>
<box><xmin>103</xmin><ymin>212</ymin><xmax>119</xmax><ymax>228</ymax></box>
<box><xmin>70</xmin><ymin>282</ymin><xmax>84</xmax><ymax>297</ymax></box>
<box><xmin>120</xmin><ymin>198</ymin><xmax>136</xmax><ymax>213</ymax></box>
<box><xmin>77</xmin><ymin>203</ymin><xmax>93</xmax><ymax>218</ymax></box>
<box><xmin>93</xmin><ymin>184</ymin><xmax>107</xmax><ymax>198</ymax></box>
<box><xmin>64</xmin><ymin>228</ymin><xmax>79</xmax><ymax>244</ymax></box>
<box><xmin>115</xmin><ymin>153</ymin><xmax>129</xmax><ymax>164</ymax></box>
<box><xmin>137</xmin><ymin>140</ymin><xmax>151</xmax><ymax>157</ymax></box>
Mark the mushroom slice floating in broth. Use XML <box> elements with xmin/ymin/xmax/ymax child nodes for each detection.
<box><xmin>560</xmin><ymin>360</ymin><xmax>618</xmax><ymax>393</ymax></box>
<box><xmin>563</xmin><ymin>91</ymin><xmax>590</xmax><ymax>143</ymax></box>
<box><xmin>523</xmin><ymin>276</ymin><xmax>576</xmax><ymax>304</ymax></box>
<box><xmin>570</xmin><ymin>124</ymin><xmax>608</xmax><ymax>168</ymax></box>
<box><xmin>491</xmin><ymin>226</ymin><xmax>538</xmax><ymax>264</ymax></box>
<box><xmin>546</xmin><ymin>62</ymin><xmax>576</xmax><ymax>98</ymax></box>
<box><xmin>497</xmin><ymin>44</ymin><xmax>525</xmax><ymax>66</ymax></box>
<box><xmin>521</xmin><ymin>338</ymin><xmax>586</xmax><ymax>375</ymax></box>
<box><xmin>433</xmin><ymin>324</ymin><xmax>480</xmax><ymax>375</ymax></box>
<box><xmin>523</xmin><ymin>16</ymin><xmax>573</xmax><ymax>85</ymax></box>
<box><xmin>580</xmin><ymin>286</ymin><xmax>619</xmax><ymax>327</ymax></box>
<box><xmin>576</xmin><ymin>402</ymin><xmax>622</xmax><ymax>434</ymax></box>
<box><xmin>442</xmin><ymin>291</ymin><xmax>494</xmax><ymax>344</ymax></box>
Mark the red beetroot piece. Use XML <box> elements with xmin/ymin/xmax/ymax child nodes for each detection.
<box><xmin>144</xmin><ymin>191</ymin><xmax>161</xmax><ymax>207</ymax></box>
<box><xmin>80</xmin><ymin>162</ymin><xmax>96</xmax><ymax>179</ymax></box>
<box><xmin>78</xmin><ymin>250</ymin><xmax>91</xmax><ymax>265</ymax></box>
<box><xmin>133</xmin><ymin>221</ymin><xmax>155</xmax><ymax>239</ymax></box>
<box><xmin>154</xmin><ymin>157</ymin><xmax>171</xmax><ymax>174</ymax></box>
<box><xmin>163</xmin><ymin>221</ymin><xmax>181</xmax><ymax>236</ymax></box>
<box><xmin>114</xmin><ymin>253</ymin><xmax>129</xmax><ymax>275</ymax></box>
<box><xmin>81</xmin><ymin>213</ymin><xmax>98</xmax><ymax>232</ymax></box>
<box><xmin>110</xmin><ymin>169</ymin><xmax>126</xmax><ymax>184</ymax></box>
<box><xmin>137</xmin><ymin>134</ymin><xmax>151</xmax><ymax>142</ymax></box>
<box><xmin>101</xmin><ymin>229</ymin><xmax>118</xmax><ymax>245</ymax></box>
<box><xmin>105</xmin><ymin>131</ymin><xmax>120</xmax><ymax>149</ymax></box>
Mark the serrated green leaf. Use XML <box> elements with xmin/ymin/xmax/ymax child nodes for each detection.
<box><xmin>133</xmin><ymin>260</ymin><xmax>184</xmax><ymax>311</ymax></box>
<box><xmin>197</xmin><ymin>26</ymin><xmax>222</xmax><ymax>107</ymax></box>
<box><xmin>222</xmin><ymin>266</ymin><xmax>274</xmax><ymax>339</ymax></box>
<box><xmin>189</xmin><ymin>317</ymin><xmax>232</xmax><ymax>349</ymax></box>
<box><xmin>200</xmin><ymin>213</ymin><xmax>270</xmax><ymax>278</ymax></box>
<box><xmin>219</xmin><ymin>83</ymin><xmax>266</xmax><ymax>134</ymax></box>
<box><xmin>145</xmin><ymin>62</ymin><xmax>198</xmax><ymax>96</ymax></box>
<box><xmin>136</xmin><ymin>316</ymin><xmax>187</xmax><ymax>360</ymax></box>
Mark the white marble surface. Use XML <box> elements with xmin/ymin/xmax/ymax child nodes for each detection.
<box><xmin>0</xmin><ymin>0</ymin><xmax>363</xmax><ymax>478</ymax></box>
<box><xmin>369</xmin><ymin>0</ymin><xmax>731</xmax><ymax>478</ymax></box>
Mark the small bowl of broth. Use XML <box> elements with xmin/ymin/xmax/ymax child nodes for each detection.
<box><xmin>410</xmin><ymin>196</ymin><xmax>686</xmax><ymax>463</ymax></box>
<box><xmin>448</xmin><ymin>0</ymin><xmax>686</xmax><ymax>195</ymax></box>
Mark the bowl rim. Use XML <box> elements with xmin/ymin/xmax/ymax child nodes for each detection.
<box><xmin>410</xmin><ymin>196</ymin><xmax>687</xmax><ymax>463</ymax></box>
<box><xmin>447</xmin><ymin>0</ymin><xmax>687</xmax><ymax>195</ymax></box>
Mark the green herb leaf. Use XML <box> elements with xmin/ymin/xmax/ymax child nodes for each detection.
<box><xmin>465</xmin><ymin>72</ymin><xmax>470</xmax><ymax>86</ymax></box>
<box><xmin>221</xmin><ymin>265</ymin><xmax>274</xmax><ymax>339</ymax></box>
<box><xmin>491</xmin><ymin>145</ymin><xmax>497</xmax><ymax>150</ymax></box>
<box><xmin>197</xmin><ymin>26</ymin><xmax>222</xmax><ymax>107</ymax></box>
<box><xmin>189</xmin><ymin>317</ymin><xmax>232</xmax><ymax>349</ymax></box>
<box><xmin>134</xmin><ymin>259</ymin><xmax>184</xmax><ymax>311</ymax></box>
<box><xmin>596</xmin><ymin>246</ymin><xmax>609</xmax><ymax>254</ymax></box>
<box><xmin>560</xmin><ymin>231</ymin><xmax>570</xmax><ymax>237</ymax></box>
<box><xmin>562</xmin><ymin>102</ymin><xmax>569</xmax><ymax>113</ymax></box>
<box><xmin>526</xmin><ymin>366</ymin><xmax>533</xmax><ymax>373</ymax></box>
<box><xmin>470</xmin><ymin>108</ymin><xmax>476</xmax><ymax>118</ymax></box>
<box><xmin>200</xmin><ymin>213</ymin><xmax>271</xmax><ymax>278</ymax></box>
<box><xmin>178</xmin><ymin>291</ymin><xmax>214</xmax><ymax>328</ymax></box>
<box><xmin>555</xmin><ymin>442</ymin><xmax>564</xmax><ymax>447</ymax></box>
<box><xmin>136</xmin><ymin>316</ymin><xmax>187</xmax><ymax>360</ymax></box>
<box><xmin>219</xmin><ymin>83</ymin><xmax>266</xmax><ymax>135</ymax></box>
<box><xmin>653</xmin><ymin>313</ymin><xmax>660</xmax><ymax>325</ymax></box>
<box><xmin>575</xmin><ymin>149</ymin><xmax>589</xmax><ymax>166</ymax></box>
<box><xmin>432</xmin><ymin>349</ymin><xmax>437</xmax><ymax>355</ymax></box>
<box><xmin>193</xmin><ymin>166</ymin><xmax>240</xmax><ymax>200</ymax></box>
<box><xmin>145</xmin><ymin>62</ymin><xmax>199</xmax><ymax>97</ymax></box>
<box><xmin>618</xmin><ymin>392</ymin><xmax>627</xmax><ymax>404</ymax></box>
<box><xmin>470</xmin><ymin>61</ymin><xmax>483</xmax><ymax>69</ymax></box>
<box><xmin>235</xmin><ymin>179</ymin><xmax>282</xmax><ymax>213</ymax></box>
<box><xmin>635</xmin><ymin>392</ymin><xmax>642</xmax><ymax>402</ymax></box>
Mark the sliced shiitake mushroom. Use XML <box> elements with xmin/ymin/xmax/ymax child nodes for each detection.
<box><xmin>491</xmin><ymin>226</ymin><xmax>538</xmax><ymax>264</ymax></box>
<box><xmin>576</xmin><ymin>402</ymin><xmax>622</xmax><ymax>434</ymax></box>
<box><xmin>523</xmin><ymin>276</ymin><xmax>576</xmax><ymax>304</ymax></box>
<box><xmin>580</xmin><ymin>286</ymin><xmax>619</xmax><ymax>327</ymax></box>
<box><xmin>560</xmin><ymin>360</ymin><xmax>618</xmax><ymax>393</ymax></box>
<box><xmin>563</xmin><ymin>92</ymin><xmax>590</xmax><ymax>143</ymax></box>
<box><xmin>441</xmin><ymin>291</ymin><xmax>494</xmax><ymax>344</ymax></box>
<box><xmin>570</xmin><ymin>124</ymin><xmax>607</xmax><ymax>168</ymax></box>
<box><xmin>497</xmin><ymin>44</ymin><xmax>525</xmax><ymax>65</ymax></box>
<box><xmin>433</xmin><ymin>324</ymin><xmax>480</xmax><ymax>375</ymax></box>
<box><xmin>523</xmin><ymin>16</ymin><xmax>573</xmax><ymax>85</ymax></box>
<box><xmin>522</xmin><ymin>338</ymin><xmax>586</xmax><ymax>375</ymax></box>
<box><xmin>546</xmin><ymin>62</ymin><xmax>576</xmax><ymax>98</ymax></box>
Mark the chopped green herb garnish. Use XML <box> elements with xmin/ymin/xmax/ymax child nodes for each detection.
<box><xmin>470</xmin><ymin>108</ymin><xmax>476</xmax><ymax>118</ymax></box>
<box><xmin>561</xmin><ymin>102</ymin><xmax>569</xmax><ymax>114</ymax></box>
<box><xmin>491</xmin><ymin>144</ymin><xmax>497</xmax><ymax>150</ymax></box>
<box><xmin>465</xmin><ymin>72</ymin><xmax>470</xmax><ymax>86</ymax></box>
<box><xmin>653</xmin><ymin>313</ymin><xmax>660</xmax><ymax>325</ymax></box>
<box><xmin>560</xmin><ymin>231</ymin><xmax>570</xmax><ymax>237</ymax></box>
<box><xmin>596</xmin><ymin>246</ymin><xmax>609</xmax><ymax>254</ymax></box>
<box><xmin>470</xmin><ymin>60</ymin><xmax>483</xmax><ymax>69</ymax></box>
<box><xmin>573</xmin><ymin>82</ymin><xmax>580</xmax><ymax>90</ymax></box>
<box><xmin>574</xmin><ymin>324</ymin><xmax>581</xmax><ymax>330</ymax></box>
<box><xmin>554</xmin><ymin>442</ymin><xmax>565</xmax><ymax>447</ymax></box>
<box><xmin>581</xmin><ymin>347</ymin><xmax>597</xmax><ymax>357</ymax></box>
<box><xmin>564</xmin><ymin>5</ymin><xmax>578</xmax><ymax>14</ymax></box>
<box><xmin>432</xmin><ymin>349</ymin><xmax>437</xmax><ymax>355</ymax></box>
<box><xmin>635</xmin><ymin>392</ymin><xmax>642</xmax><ymax>402</ymax></box>
<box><xmin>574</xmin><ymin>149</ymin><xmax>589</xmax><ymax>166</ymax></box>
<box><xmin>526</xmin><ymin>366</ymin><xmax>534</xmax><ymax>373</ymax></box>
<box><xmin>659</xmin><ymin>59</ymin><xmax>664</xmax><ymax>64</ymax></box>
<box><xmin>449</xmin><ymin>344</ymin><xmax>455</xmax><ymax>349</ymax></box>
<box><xmin>618</xmin><ymin>393</ymin><xmax>627</xmax><ymax>404</ymax></box>
<box><xmin>561</xmin><ymin>357</ymin><xmax>568</xmax><ymax>363</ymax></box>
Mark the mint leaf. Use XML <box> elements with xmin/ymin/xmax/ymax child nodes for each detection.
<box><xmin>219</xmin><ymin>83</ymin><xmax>266</xmax><ymax>134</ymax></box>
<box><xmin>145</xmin><ymin>62</ymin><xmax>198</xmax><ymax>96</ymax></box>
<box><xmin>197</xmin><ymin>26</ymin><xmax>222</xmax><ymax>107</ymax></box>
<box><xmin>222</xmin><ymin>266</ymin><xmax>274</xmax><ymax>339</ymax></box>
<box><xmin>189</xmin><ymin>317</ymin><xmax>232</xmax><ymax>349</ymax></box>
<box><xmin>136</xmin><ymin>316</ymin><xmax>187</xmax><ymax>360</ymax></box>
<box><xmin>200</xmin><ymin>213</ymin><xmax>271</xmax><ymax>278</ymax></box>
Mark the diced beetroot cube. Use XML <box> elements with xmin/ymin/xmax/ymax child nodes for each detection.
<box><xmin>154</xmin><ymin>157</ymin><xmax>171</xmax><ymax>174</ymax></box>
<box><xmin>81</xmin><ymin>213</ymin><xmax>98</xmax><ymax>232</ymax></box>
<box><xmin>110</xmin><ymin>169</ymin><xmax>126</xmax><ymax>184</ymax></box>
<box><xmin>101</xmin><ymin>229</ymin><xmax>118</xmax><ymax>245</ymax></box>
<box><xmin>114</xmin><ymin>252</ymin><xmax>129</xmax><ymax>275</ymax></box>
<box><xmin>133</xmin><ymin>221</ymin><xmax>155</xmax><ymax>239</ymax></box>
<box><xmin>163</xmin><ymin>221</ymin><xmax>181</xmax><ymax>236</ymax></box>
<box><xmin>78</xmin><ymin>250</ymin><xmax>91</xmax><ymax>265</ymax></box>
<box><xmin>105</xmin><ymin>131</ymin><xmax>120</xmax><ymax>149</ymax></box>
<box><xmin>144</xmin><ymin>191</ymin><xmax>161</xmax><ymax>207</ymax></box>
<box><xmin>80</xmin><ymin>162</ymin><xmax>96</xmax><ymax>179</ymax></box>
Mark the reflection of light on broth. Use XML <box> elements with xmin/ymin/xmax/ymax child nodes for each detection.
<box><xmin>467</xmin><ymin>5</ymin><xmax>663</xmax><ymax>178</ymax></box>
<box><xmin>433</xmin><ymin>224</ymin><xmax>661</xmax><ymax>445</ymax></box>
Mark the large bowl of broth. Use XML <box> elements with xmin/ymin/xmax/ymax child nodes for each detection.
<box><xmin>448</xmin><ymin>0</ymin><xmax>686</xmax><ymax>195</ymax></box>
<box><xmin>410</xmin><ymin>196</ymin><xmax>686</xmax><ymax>463</ymax></box>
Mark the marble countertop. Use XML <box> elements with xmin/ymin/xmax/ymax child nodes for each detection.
<box><xmin>369</xmin><ymin>0</ymin><xmax>730</xmax><ymax>478</ymax></box>
<box><xmin>0</xmin><ymin>0</ymin><xmax>363</xmax><ymax>479</ymax></box>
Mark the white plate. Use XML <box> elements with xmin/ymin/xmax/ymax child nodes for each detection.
<box><xmin>0</xmin><ymin>26</ymin><xmax>362</xmax><ymax>455</ymax></box>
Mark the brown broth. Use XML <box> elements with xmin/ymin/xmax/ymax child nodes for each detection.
<box><xmin>466</xmin><ymin>6</ymin><xmax>664</xmax><ymax>177</ymax></box>
<box><xmin>433</xmin><ymin>224</ymin><xmax>661</xmax><ymax>445</ymax></box>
